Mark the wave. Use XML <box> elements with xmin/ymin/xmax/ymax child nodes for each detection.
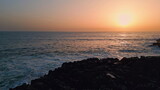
<box><xmin>60</xmin><ymin>38</ymin><xmax>157</xmax><ymax>41</ymax></box>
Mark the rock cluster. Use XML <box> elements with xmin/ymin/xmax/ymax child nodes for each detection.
<box><xmin>153</xmin><ymin>39</ymin><xmax>160</xmax><ymax>46</ymax></box>
<box><xmin>11</xmin><ymin>56</ymin><xmax>160</xmax><ymax>90</ymax></box>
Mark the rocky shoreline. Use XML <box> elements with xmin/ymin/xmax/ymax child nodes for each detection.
<box><xmin>152</xmin><ymin>39</ymin><xmax>160</xmax><ymax>47</ymax></box>
<box><xmin>11</xmin><ymin>56</ymin><xmax>160</xmax><ymax>90</ymax></box>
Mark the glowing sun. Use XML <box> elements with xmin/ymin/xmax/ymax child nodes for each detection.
<box><xmin>117</xmin><ymin>13</ymin><xmax>132</xmax><ymax>27</ymax></box>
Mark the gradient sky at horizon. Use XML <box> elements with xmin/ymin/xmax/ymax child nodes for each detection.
<box><xmin>0</xmin><ymin>0</ymin><xmax>160</xmax><ymax>32</ymax></box>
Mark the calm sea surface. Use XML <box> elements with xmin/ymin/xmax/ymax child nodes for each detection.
<box><xmin>1</xmin><ymin>32</ymin><xmax>160</xmax><ymax>90</ymax></box>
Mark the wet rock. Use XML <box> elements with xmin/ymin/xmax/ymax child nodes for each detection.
<box><xmin>11</xmin><ymin>56</ymin><xmax>160</xmax><ymax>90</ymax></box>
<box><xmin>153</xmin><ymin>39</ymin><xmax>160</xmax><ymax>46</ymax></box>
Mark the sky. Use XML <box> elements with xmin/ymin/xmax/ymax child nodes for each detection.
<box><xmin>0</xmin><ymin>0</ymin><xmax>160</xmax><ymax>32</ymax></box>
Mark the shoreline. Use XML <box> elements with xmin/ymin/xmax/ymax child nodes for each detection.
<box><xmin>11</xmin><ymin>56</ymin><xmax>160</xmax><ymax>90</ymax></box>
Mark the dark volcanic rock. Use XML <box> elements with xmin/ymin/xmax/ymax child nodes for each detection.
<box><xmin>11</xmin><ymin>57</ymin><xmax>160</xmax><ymax>90</ymax></box>
<box><xmin>153</xmin><ymin>39</ymin><xmax>160</xmax><ymax>47</ymax></box>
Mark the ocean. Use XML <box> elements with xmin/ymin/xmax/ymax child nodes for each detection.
<box><xmin>0</xmin><ymin>31</ymin><xmax>160</xmax><ymax>90</ymax></box>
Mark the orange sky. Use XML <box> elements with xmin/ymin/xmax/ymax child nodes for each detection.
<box><xmin>0</xmin><ymin>0</ymin><xmax>160</xmax><ymax>32</ymax></box>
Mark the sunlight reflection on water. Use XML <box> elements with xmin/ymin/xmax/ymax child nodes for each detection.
<box><xmin>0</xmin><ymin>32</ymin><xmax>160</xmax><ymax>89</ymax></box>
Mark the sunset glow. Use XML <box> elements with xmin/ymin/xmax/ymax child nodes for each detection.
<box><xmin>0</xmin><ymin>0</ymin><xmax>160</xmax><ymax>32</ymax></box>
<box><xmin>117</xmin><ymin>13</ymin><xmax>132</xmax><ymax>27</ymax></box>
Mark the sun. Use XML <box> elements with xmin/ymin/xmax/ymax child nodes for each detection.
<box><xmin>117</xmin><ymin>13</ymin><xmax>132</xmax><ymax>27</ymax></box>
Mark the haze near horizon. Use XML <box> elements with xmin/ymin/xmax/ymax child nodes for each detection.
<box><xmin>0</xmin><ymin>0</ymin><xmax>160</xmax><ymax>32</ymax></box>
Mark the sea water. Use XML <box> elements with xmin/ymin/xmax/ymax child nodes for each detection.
<box><xmin>0</xmin><ymin>31</ymin><xmax>160</xmax><ymax>90</ymax></box>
